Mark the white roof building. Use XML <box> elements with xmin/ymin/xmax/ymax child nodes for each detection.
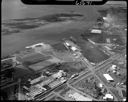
<box><xmin>111</xmin><ymin>65</ymin><xmax>117</xmax><ymax>69</ymax></box>
<box><xmin>103</xmin><ymin>17</ymin><xmax>107</xmax><ymax>21</ymax></box>
<box><xmin>90</xmin><ymin>29</ymin><xmax>102</xmax><ymax>34</ymax></box>
<box><xmin>103</xmin><ymin>74</ymin><xmax>114</xmax><ymax>82</ymax></box>
<box><xmin>28</xmin><ymin>84</ymin><xmax>45</xmax><ymax>98</ymax></box>
<box><xmin>98</xmin><ymin>83</ymin><xmax>103</xmax><ymax>88</ymax></box>
<box><xmin>103</xmin><ymin>93</ymin><xmax>114</xmax><ymax>100</ymax></box>
<box><xmin>52</xmin><ymin>70</ymin><xmax>64</xmax><ymax>79</ymax></box>
<box><xmin>65</xmin><ymin>42</ymin><xmax>70</xmax><ymax>46</ymax></box>
<box><xmin>71</xmin><ymin>46</ymin><xmax>77</xmax><ymax>51</ymax></box>
<box><xmin>123</xmin><ymin>98</ymin><xmax>126</xmax><ymax>101</ymax></box>
<box><xmin>110</xmin><ymin>65</ymin><xmax>118</xmax><ymax>73</ymax></box>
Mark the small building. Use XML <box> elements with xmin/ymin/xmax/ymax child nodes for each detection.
<box><xmin>103</xmin><ymin>17</ymin><xmax>107</xmax><ymax>21</ymax></box>
<box><xmin>103</xmin><ymin>74</ymin><xmax>114</xmax><ymax>82</ymax></box>
<box><xmin>111</xmin><ymin>65</ymin><xmax>117</xmax><ymax>70</ymax></box>
<box><xmin>108</xmin><ymin>64</ymin><xmax>117</xmax><ymax>73</ymax></box>
<box><xmin>103</xmin><ymin>93</ymin><xmax>114</xmax><ymax>100</ymax></box>
<box><xmin>123</xmin><ymin>98</ymin><xmax>126</xmax><ymax>101</ymax></box>
<box><xmin>71</xmin><ymin>46</ymin><xmax>77</xmax><ymax>51</ymax></box>
<box><xmin>90</xmin><ymin>29</ymin><xmax>102</xmax><ymax>34</ymax></box>
<box><xmin>98</xmin><ymin>83</ymin><xmax>103</xmax><ymax>88</ymax></box>
<box><xmin>64</xmin><ymin>40</ymin><xmax>81</xmax><ymax>51</ymax></box>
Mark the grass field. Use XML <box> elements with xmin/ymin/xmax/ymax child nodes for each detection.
<box><xmin>76</xmin><ymin>38</ymin><xmax>109</xmax><ymax>63</ymax></box>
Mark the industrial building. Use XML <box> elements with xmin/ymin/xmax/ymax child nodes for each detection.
<box><xmin>26</xmin><ymin>84</ymin><xmax>46</xmax><ymax>99</ymax></box>
<box><xmin>90</xmin><ymin>29</ymin><xmax>102</xmax><ymax>34</ymax></box>
<box><xmin>48</xmin><ymin>77</ymin><xmax>66</xmax><ymax>88</ymax></box>
<box><xmin>103</xmin><ymin>74</ymin><xmax>114</xmax><ymax>82</ymax></box>
<box><xmin>64</xmin><ymin>40</ymin><xmax>81</xmax><ymax>52</ymax></box>
<box><xmin>23</xmin><ymin>70</ymin><xmax>67</xmax><ymax>100</ymax></box>
<box><xmin>52</xmin><ymin>70</ymin><xmax>66</xmax><ymax>79</ymax></box>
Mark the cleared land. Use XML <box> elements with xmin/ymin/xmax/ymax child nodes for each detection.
<box><xmin>76</xmin><ymin>38</ymin><xmax>109</xmax><ymax>63</ymax></box>
<box><xmin>71</xmin><ymin>74</ymin><xmax>108</xmax><ymax>99</ymax></box>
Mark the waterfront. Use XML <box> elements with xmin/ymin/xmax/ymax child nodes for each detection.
<box><xmin>2</xmin><ymin>21</ymin><xmax>94</xmax><ymax>58</ymax></box>
<box><xmin>2</xmin><ymin>0</ymin><xmax>109</xmax><ymax>58</ymax></box>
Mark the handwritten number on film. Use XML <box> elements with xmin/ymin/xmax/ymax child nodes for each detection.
<box><xmin>75</xmin><ymin>0</ymin><xmax>92</xmax><ymax>5</ymax></box>
<box><xmin>86</xmin><ymin>1</ymin><xmax>92</xmax><ymax>5</ymax></box>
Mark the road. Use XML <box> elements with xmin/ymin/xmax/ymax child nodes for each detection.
<box><xmin>66</xmin><ymin>50</ymin><xmax>125</xmax><ymax>101</ymax></box>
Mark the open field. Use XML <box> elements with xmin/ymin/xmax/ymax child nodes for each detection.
<box><xmin>52</xmin><ymin>42</ymin><xmax>68</xmax><ymax>52</ymax></box>
<box><xmin>28</xmin><ymin>60</ymin><xmax>53</xmax><ymax>72</ymax></box>
<box><xmin>76</xmin><ymin>38</ymin><xmax>110</xmax><ymax>63</ymax></box>
<box><xmin>21</xmin><ymin>53</ymin><xmax>51</xmax><ymax>66</ymax></box>
<box><xmin>71</xmin><ymin>74</ymin><xmax>108</xmax><ymax>100</ymax></box>
<box><xmin>81</xmin><ymin>33</ymin><xmax>125</xmax><ymax>46</ymax></box>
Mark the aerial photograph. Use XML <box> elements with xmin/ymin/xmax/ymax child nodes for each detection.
<box><xmin>1</xmin><ymin>0</ymin><xmax>127</xmax><ymax>101</ymax></box>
